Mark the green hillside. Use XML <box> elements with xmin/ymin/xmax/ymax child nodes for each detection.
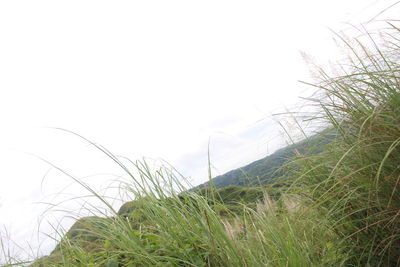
<box><xmin>197</xmin><ymin>129</ymin><xmax>335</xmax><ymax>188</ymax></box>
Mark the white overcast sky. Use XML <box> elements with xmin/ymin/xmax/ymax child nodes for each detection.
<box><xmin>0</xmin><ymin>0</ymin><xmax>397</xmax><ymax>261</ymax></box>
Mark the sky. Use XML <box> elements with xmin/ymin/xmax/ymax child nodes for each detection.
<box><xmin>0</xmin><ymin>0</ymin><xmax>397</xmax><ymax>262</ymax></box>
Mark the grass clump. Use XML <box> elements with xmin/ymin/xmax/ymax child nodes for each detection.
<box><xmin>288</xmin><ymin>21</ymin><xmax>400</xmax><ymax>266</ymax></box>
<box><xmin>30</xmin><ymin>160</ymin><xmax>347</xmax><ymax>267</ymax></box>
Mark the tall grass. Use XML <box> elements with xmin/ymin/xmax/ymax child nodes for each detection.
<box><xmin>289</xmin><ymin>21</ymin><xmax>400</xmax><ymax>266</ymax></box>
<box><xmin>31</xmin><ymin>158</ymin><xmax>346</xmax><ymax>267</ymax></box>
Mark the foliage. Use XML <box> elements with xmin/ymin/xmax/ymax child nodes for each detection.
<box><xmin>29</xmin><ymin>163</ymin><xmax>347</xmax><ymax>267</ymax></box>
<box><xmin>287</xmin><ymin>21</ymin><xmax>400</xmax><ymax>266</ymax></box>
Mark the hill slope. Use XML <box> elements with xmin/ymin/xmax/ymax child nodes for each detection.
<box><xmin>197</xmin><ymin>129</ymin><xmax>335</xmax><ymax>188</ymax></box>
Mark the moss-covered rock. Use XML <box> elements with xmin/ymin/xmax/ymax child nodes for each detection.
<box><xmin>117</xmin><ymin>201</ymin><xmax>137</xmax><ymax>217</ymax></box>
<box><xmin>51</xmin><ymin>216</ymin><xmax>111</xmax><ymax>255</ymax></box>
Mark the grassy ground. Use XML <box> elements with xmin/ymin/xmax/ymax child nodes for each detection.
<box><xmin>30</xmin><ymin>174</ymin><xmax>346</xmax><ymax>267</ymax></box>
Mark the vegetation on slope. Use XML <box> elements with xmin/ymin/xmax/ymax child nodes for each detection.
<box><xmin>2</xmin><ymin>12</ymin><xmax>399</xmax><ymax>267</ymax></box>
<box><xmin>196</xmin><ymin>129</ymin><xmax>335</xmax><ymax>188</ymax></box>
<box><xmin>31</xmin><ymin>176</ymin><xmax>345</xmax><ymax>267</ymax></box>
<box><xmin>286</xmin><ymin>23</ymin><xmax>400</xmax><ymax>265</ymax></box>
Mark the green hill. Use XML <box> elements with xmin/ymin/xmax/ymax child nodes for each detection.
<box><xmin>197</xmin><ymin>129</ymin><xmax>335</xmax><ymax>189</ymax></box>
